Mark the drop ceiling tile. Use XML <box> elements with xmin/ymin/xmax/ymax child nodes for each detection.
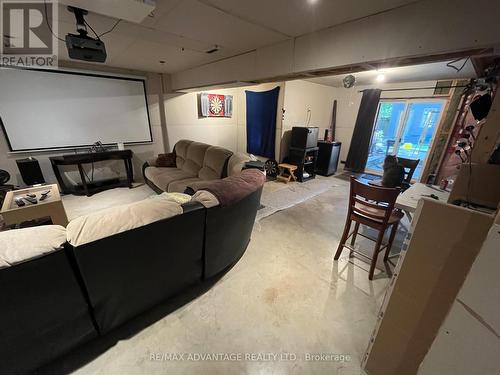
<box><xmin>108</xmin><ymin>39</ymin><xmax>239</xmax><ymax>73</ymax></box>
<box><xmin>154</xmin><ymin>0</ymin><xmax>288</xmax><ymax>50</ymax></box>
<box><xmin>203</xmin><ymin>0</ymin><xmax>419</xmax><ymax>37</ymax></box>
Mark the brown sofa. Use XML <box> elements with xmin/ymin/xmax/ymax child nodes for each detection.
<box><xmin>143</xmin><ymin>140</ymin><xmax>250</xmax><ymax>193</ymax></box>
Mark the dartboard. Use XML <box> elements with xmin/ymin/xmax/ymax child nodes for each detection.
<box><xmin>264</xmin><ymin>159</ymin><xmax>279</xmax><ymax>177</ymax></box>
<box><xmin>209</xmin><ymin>96</ymin><xmax>224</xmax><ymax>116</ymax></box>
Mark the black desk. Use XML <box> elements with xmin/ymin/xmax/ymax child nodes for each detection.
<box><xmin>50</xmin><ymin>150</ymin><xmax>133</xmax><ymax>196</ymax></box>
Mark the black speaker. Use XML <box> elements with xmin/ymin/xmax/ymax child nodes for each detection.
<box><xmin>16</xmin><ymin>157</ymin><xmax>45</xmax><ymax>185</ymax></box>
<box><xmin>291</xmin><ymin>127</ymin><xmax>319</xmax><ymax>149</ymax></box>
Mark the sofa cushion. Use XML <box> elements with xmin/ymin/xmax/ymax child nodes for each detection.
<box><xmin>144</xmin><ymin>166</ymin><xmax>196</xmax><ymax>191</ymax></box>
<box><xmin>188</xmin><ymin>169</ymin><xmax>266</xmax><ymax>207</ymax></box>
<box><xmin>168</xmin><ymin>177</ymin><xmax>203</xmax><ymax>193</ymax></box>
<box><xmin>174</xmin><ymin>140</ymin><xmax>193</xmax><ymax>168</ymax></box>
<box><xmin>198</xmin><ymin>146</ymin><xmax>233</xmax><ymax>180</ymax></box>
<box><xmin>0</xmin><ymin>225</ymin><xmax>67</xmax><ymax>269</ymax></box>
<box><xmin>67</xmin><ymin>196</ymin><xmax>183</xmax><ymax>247</ymax></box>
<box><xmin>181</xmin><ymin>142</ymin><xmax>210</xmax><ymax>175</ymax></box>
<box><xmin>228</xmin><ymin>152</ymin><xmax>251</xmax><ymax>176</ymax></box>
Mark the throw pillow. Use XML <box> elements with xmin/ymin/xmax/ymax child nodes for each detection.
<box><xmin>156</xmin><ymin>152</ymin><xmax>176</xmax><ymax>168</ymax></box>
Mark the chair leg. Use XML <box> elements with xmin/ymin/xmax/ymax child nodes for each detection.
<box><xmin>384</xmin><ymin>222</ymin><xmax>399</xmax><ymax>261</ymax></box>
<box><xmin>349</xmin><ymin>222</ymin><xmax>360</xmax><ymax>258</ymax></box>
<box><xmin>334</xmin><ymin>219</ymin><xmax>352</xmax><ymax>260</ymax></box>
<box><xmin>368</xmin><ymin>230</ymin><xmax>385</xmax><ymax>280</ymax></box>
<box><xmin>350</xmin><ymin>222</ymin><xmax>360</xmax><ymax>246</ymax></box>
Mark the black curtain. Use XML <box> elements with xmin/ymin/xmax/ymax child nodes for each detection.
<box><xmin>344</xmin><ymin>89</ymin><xmax>382</xmax><ymax>172</ymax></box>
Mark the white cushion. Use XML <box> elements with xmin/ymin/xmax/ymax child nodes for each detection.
<box><xmin>0</xmin><ymin>225</ymin><xmax>67</xmax><ymax>269</ymax></box>
<box><xmin>67</xmin><ymin>196</ymin><xmax>183</xmax><ymax>247</ymax></box>
<box><xmin>228</xmin><ymin>152</ymin><xmax>251</xmax><ymax>176</ymax></box>
<box><xmin>191</xmin><ymin>190</ymin><xmax>220</xmax><ymax>208</ymax></box>
<box><xmin>151</xmin><ymin>192</ymin><xmax>192</xmax><ymax>205</ymax></box>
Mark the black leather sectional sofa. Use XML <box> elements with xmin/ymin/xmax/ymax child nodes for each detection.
<box><xmin>0</xmin><ymin>172</ymin><xmax>264</xmax><ymax>374</ymax></box>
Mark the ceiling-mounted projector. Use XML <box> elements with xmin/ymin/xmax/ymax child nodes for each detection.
<box><xmin>65</xmin><ymin>6</ymin><xmax>107</xmax><ymax>63</ymax></box>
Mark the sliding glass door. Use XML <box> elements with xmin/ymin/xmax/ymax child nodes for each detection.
<box><xmin>366</xmin><ymin>99</ymin><xmax>445</xmax><ymax>179</ymax></box>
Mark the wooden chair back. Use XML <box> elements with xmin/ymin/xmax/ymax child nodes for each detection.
<box><xmin>397</xmin><ymin>157</ymin><xmax>420</xmax><ymax>183</ymax></box>
<box><xmin>349</xmin><ymin>176</ymin><xmax>400</xmax><ymax>225</ymax></box>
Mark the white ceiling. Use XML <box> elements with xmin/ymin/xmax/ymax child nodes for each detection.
<box><xmin>305</xmin><ymin>60</ymin><xmax>477</xmax><ymax>87</ymax></box>
<box><xmin>52</xmin><ymin>0</ymin><xmax>420</xmax><ymax>73</ymax></box>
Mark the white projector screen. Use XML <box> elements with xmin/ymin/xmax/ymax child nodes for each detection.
<box><xmin>0</xmin><ymin>68</ymin><xmax>152</xmax><ymax>152</ymax></box>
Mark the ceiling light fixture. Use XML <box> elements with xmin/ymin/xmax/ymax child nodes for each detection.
<box><xmin>376</xmin><ymin>73</ymin><xmax>386</xmax><ymax>83</ymax></box>
<box><xmin>307</xmin><ymin>0</ymin><xmax>319</xmax><ymax>4</ymax></box>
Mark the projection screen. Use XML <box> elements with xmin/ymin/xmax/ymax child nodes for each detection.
<box><xmin>0</xmin><ymin>68</ymin><xmax>152</xmax><ymax>152</ymax></box>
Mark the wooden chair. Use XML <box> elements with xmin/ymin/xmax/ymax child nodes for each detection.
<box><xmin>398</xmin><ymin>157</ymin><xmax>419</xmax><ymax>191</ymax></box>
<box><xmin>334</xmin><ymin>176</ymin><xmax>402</xmax><ymax>280</ymax></box>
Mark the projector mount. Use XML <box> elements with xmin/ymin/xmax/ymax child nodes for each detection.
<box><xmin>65</xmin><ymin>5</ymin><xmax>107</xmax><ymax>62</ymax></box>
<box><xmin>67</xmin><ymin>6</ymin><xmax>89</xmax><ymax>38</ymax></box>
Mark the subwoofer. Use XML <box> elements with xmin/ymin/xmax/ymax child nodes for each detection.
<box><xmin>16</xmin><ymin>157</ymin><xmax>45</xmax><ymax>185</ymax></box>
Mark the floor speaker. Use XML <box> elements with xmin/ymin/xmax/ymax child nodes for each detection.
<box><xmin>16</xmin><ymin>157</ymin><xmax>45</xmax><ymax>185</ymax></box>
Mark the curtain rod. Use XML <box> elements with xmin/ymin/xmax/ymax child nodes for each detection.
<box><xmin>358</xmin><ymin>84</ymin><xmax>468</xmax><ymax>93</ymax></box>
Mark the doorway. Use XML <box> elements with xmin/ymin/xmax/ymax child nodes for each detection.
<box><xmin>366</xmin><ymin>99</ymin><xmax>445</xmax><ymax>179</ymax></box>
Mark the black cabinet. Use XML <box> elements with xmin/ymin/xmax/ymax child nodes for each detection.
<box><xmin>315</xmin><ymin>141</ymin><xmax>341</xmax><ymax>176</ymax></box>
<box><xmin>289</xmin><ymin>146</ymin><xmax>318</xmax><ymax>182</ymax></box>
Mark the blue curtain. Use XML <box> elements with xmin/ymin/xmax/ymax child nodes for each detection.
<box><xmin>246</xmin><ymin>86</ymin><xmax>280</xmax><ymax>159</ymax></box>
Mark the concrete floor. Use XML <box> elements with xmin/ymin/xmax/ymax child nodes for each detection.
<box><xmin>44</xmin><ymin>177</ymin><xmax>396</xmax><ymax>375</ymax></box>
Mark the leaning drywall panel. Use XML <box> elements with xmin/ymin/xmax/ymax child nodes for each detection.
<box><xmin>417</xmin><ymin>300</ymin><xmax>500</xmax><ymax>375</ymax></box>
<box><xmin>456</xmin><ymin>220</ymin><xmax>500</xmax><ymax>336</ymax></box>
<box><xmin>364</xmin><ymin>199</ymin><xmax>493</xmax><ymax>375</ymax></box>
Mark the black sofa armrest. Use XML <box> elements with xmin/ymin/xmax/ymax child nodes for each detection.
<box><xmin>142</xmin><ymin>162</ymin><xmax>164</xmax><ymax>194</ymax></box>
<box><xmin>181</xmin><ymin>200</ymin><xmax>206</xmax><ymax>213</ymax></box>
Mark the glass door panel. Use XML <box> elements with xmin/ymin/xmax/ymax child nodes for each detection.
<box><xmin>396</xmin><ymin>101</ymin><xmax>444</xmax><ymax>179</ymax></box>
<box><xmin>366</xmin><ymin>99</ymin><xmax>445</xmax><ymax>180</ymax></box>
<box><xmin>366</xmin><ymin>101</ymin><xmax>406</xmax><ymax>172</ymax></box>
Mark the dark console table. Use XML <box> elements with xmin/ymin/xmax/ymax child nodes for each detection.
<box><xmin>50</xmin><ymin>150</ymin><xmax>133</xmax><ymax>196</ymax></box>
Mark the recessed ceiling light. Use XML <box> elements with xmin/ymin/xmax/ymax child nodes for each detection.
<box><xmin>376</xmin><ymin>74</ymin><xmax>385</xmax><ymax>82</ymax></box>
<box><xmin>307</xmin><ymin>0</ymin><xmax>319</xmax><ymax>4</ymax></box>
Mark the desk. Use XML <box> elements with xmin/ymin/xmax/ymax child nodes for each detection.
<box><xmin>1</xmin><ymin>184</ymin><xmax>68</xmax><ymax>226</ymax></box>
<box><xmin>396</xmin><ymin>183</ymin><xmax>450</xmax><ymax>214</ymax></box>
<box><xmin>50</xmin><ymin>150</ymin><xmax>133</xmax><ymax>197</ymax></box>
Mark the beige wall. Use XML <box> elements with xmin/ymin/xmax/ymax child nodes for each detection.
<box><xmin>281</xmin><ymin>79</ymin><xmax>338</xmax><ymax>159</ymax></box>
<box><xmin>282</xmin><ymin>80</ymin><xmax>338</xmax><ymax>138</ymax></box>
<box><xmin>164</xmin><ymin>82</ymin><xmax>285</xmax><ymax>160</ymax></box>
<box><xmin>0</xmin><ymin>66</ymin><xmax>166</xmax><ymax>186</ymax></box>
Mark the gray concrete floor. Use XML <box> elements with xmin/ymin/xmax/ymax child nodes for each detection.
<box><xmin>56</xmin><ymin>177</ymin><xmax>397</xmax><ymax>375</ymax></box>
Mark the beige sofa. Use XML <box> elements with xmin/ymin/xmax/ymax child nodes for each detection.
<box><xmin>143</xmin><ymin>140</ymin><xmax>250</xmax><ymax>193</ymax></box>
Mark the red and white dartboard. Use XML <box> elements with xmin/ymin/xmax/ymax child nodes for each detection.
<box><xmin>200</xmin><ymin>93</ymin><xmax>233</xmax><ymax>117</ymax></box>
